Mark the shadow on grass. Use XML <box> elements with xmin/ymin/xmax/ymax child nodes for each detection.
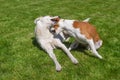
<box><xmin>31</xmin><ymin>37</ymin><xmax>46</xmax><ymax>52</ymax></box>
<box><xmin>64</xmin><ymin>42</ymin><xmax>103</xmax><ymax>60</ymax></box>
<box><xmin>31</xmin><ymin>37</ymin><xmax>103</xmax><ymax>60</ymax></box>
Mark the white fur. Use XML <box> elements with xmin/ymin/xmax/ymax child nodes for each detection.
<box><xmin>83</xmin><ymin>18</ymin><xmax>90</xmax><ymax>22</ymax></box>
<box><xmin>34</xmin><ymin>16</ymin><xmax>78</xmax><ymax>71</ymax></box>
<box><xmin>53</xmin><ymin>18</ymin><xmax>102</xmax><ymax>59</ymax></box>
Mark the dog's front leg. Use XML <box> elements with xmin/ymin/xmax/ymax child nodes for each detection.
<box><xmin>61</xmin><ymin>44</ymin><xmax>78</xmax><ymax>64</ymax></box>
<box><xmin>54</xmin><ymin>39</ymin><xmax>78</xmax><ymax>64</ymax></box>
<box><xmin>38</xmin><ymin>40</ymin><xmax>62</xmax><ymax>71</ymax></box>
<box><xmin>87</xmin><ymin>39</ymin><xmax>102</xmax><ymax>59</ymax></box>
<box><xmin>69</xmin><ymin>40</ymin><xmax>79</xmax><ymax>51</ymax></box>
<box><xmin>46</xmin><ymin>49</ymin><xmax>62</xmax><ymax>72</ymax></box>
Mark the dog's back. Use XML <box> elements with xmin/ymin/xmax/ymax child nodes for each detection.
<box><xmin>73</xmin><ymin>22</ymin><xmax>100</xmax><ymax>42</ymax></box>
<box><xmin>73</xmin><ymin>21</ymin><xmax>102</xmax><ymax>49</ymax></box>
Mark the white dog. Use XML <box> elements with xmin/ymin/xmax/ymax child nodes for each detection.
<box><xmin>51</xmin><ymin>17</ymin><xmax>103</xmax><ymax>59</ymax></box>
<box><xmin>34</xmin><ymin>16</ymin><xmax>78</xmax><ymax>71</ymax></box>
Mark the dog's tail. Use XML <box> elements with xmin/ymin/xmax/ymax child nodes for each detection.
<box><xmin>83</xmin><ymin>18</ymin><xmax>90</xmax><ymax>22</ymax></box>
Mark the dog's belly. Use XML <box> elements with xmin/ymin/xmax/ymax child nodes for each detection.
<box><xmin>67</xmin><ymin>29</ymin><xmax>88</xmax><ymax>44</ymax></box>
<box><xmin>76</xmin><ymin>37</ymin><xmax>88</xmax><ymax>45</ymax></box>
<box><xmin>66</xmin><ymin>30</ymin><xmax>77</xmax><ymax>38</ymax></box>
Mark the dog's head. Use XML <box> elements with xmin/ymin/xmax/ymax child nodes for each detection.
<box><xmin>34</xmin><ymin>15</ymin><xmax>60</xmax><ymax>26</ymax></box>
<box><xmin>50</xmin><ymin>18</ymin><xmax>65</xmax><ymax>34</ymax></box>
<box><xmin>50</xmin><ymin>18</ymin><xmax>91</xmax><ymax>35</ymax></box>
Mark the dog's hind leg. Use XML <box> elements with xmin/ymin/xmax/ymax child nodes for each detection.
<box><xmin>87</xmin><ymin>39</ymin><xmax>102</xmax><ymax>59</ymax></box>
<box><xmin>68</xmin><ymin>40</ymin><xmax>79</xmax><ymax>51</ymax></box>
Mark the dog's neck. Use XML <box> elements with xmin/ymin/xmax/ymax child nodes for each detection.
<box><xmin>58</xmin><ymin>19</ymin><xmax>75</xmax><ymax>28</ymax></box>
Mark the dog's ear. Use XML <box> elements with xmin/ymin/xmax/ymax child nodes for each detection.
<box><xmin>51</xmin><ymin>18</ymin><xmax>60</xmax><ymax>23</ymax></box>
<box><xmin>34</xmin><ymin>17</ymin><xmax>43</xmax><ymax>24</ymax></box>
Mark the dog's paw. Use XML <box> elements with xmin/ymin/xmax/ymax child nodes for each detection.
<box><xmin>68</xmin><ymin>48</ymin><xmax>72</xmax><ymax>51</ymax></box>
<box><xmin>98</xmin><ymin>55</ymin><xmax>103</xmax><ymax>59</ymax></box>
<box><xmin>72</xmin><ymin>58</ymin><xmax>79</xmax><ymax>64</ymax></box>
<box><xmin>56</xmin><ymin>65</ymin><xmax>62</xmax><ymax>72</ymax></box>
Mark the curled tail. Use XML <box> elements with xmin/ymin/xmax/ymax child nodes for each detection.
<box><xmin>83</xmin><ymin>18</ymin><xmax>90</xmax><ymax>22</ymax></box>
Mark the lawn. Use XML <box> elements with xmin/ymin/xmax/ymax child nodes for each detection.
<box><xmin>0</xmin><ymin>0</ymin><xmax>120</xmax><ymax>80</ymax></box>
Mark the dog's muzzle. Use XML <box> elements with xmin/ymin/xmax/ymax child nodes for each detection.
<box><xmin>50</xmin><ymin>28</ymin><xmax>56</xmax><ymax>33</ymax></box>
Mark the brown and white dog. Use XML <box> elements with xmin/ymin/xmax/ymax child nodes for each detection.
<box><xmin>51</xmin><ymin>18</ymin><xmax>103</xmax><ymax>59</ymax></box>
<box><xmin>34</xmin><ymin>16</ymin><xmax>78</xmax><ymax>71</ymax></box>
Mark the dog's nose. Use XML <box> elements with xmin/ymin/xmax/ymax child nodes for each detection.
<box><xmin>50</xmin><ymin>29</ymin><xmax>56</xmax><ymax>33</ymax></box>
<box><xmin>50</xmin><ymin>28</ymin><xmax>56</xmax><ymax>33</ymax></box>
<box><xmin>52</xmin><ymin>30</ymin><xmax>55</xmax><ymax>33</ymax></box>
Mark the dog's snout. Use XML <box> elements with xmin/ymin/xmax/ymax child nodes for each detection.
<box><xmin>50</xmin><ymin>28</ymin><xmax>56</xmax><ymax>33</ymax></box>
<box><xmin>52</xmin><ymin>30</ymin><xmax>56</xmax><ymax>33</ymax></box>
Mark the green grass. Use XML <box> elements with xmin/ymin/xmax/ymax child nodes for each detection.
<box><xmin>0</xmin><ymin>0</ymin><xmax>120</xmax><ymax>80</ymax></box>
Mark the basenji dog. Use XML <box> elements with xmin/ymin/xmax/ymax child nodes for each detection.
<box><xmin>51</xmin><ymin>17</ymin><xmax>103</xmax><ymax>59</ymax></box>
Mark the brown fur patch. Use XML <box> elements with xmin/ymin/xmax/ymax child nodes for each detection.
<box><xmin>51</xmin><ymin>18</ymin><xmax>60</xmax><ymax>23</ymax></box>
<box><xmin>73</xmin><ymin>21</ymin><xmax>101</xmax><ymax>43</ymax></box>
<box><xmin>51</xmin><ymin>18</ymin><xmax>60</xmax><ymax>30</ymax></box>
<box><xmin>54</xmin><ymin>24</ymin><xmax>59</xmax><ymax>30</ymax></box>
